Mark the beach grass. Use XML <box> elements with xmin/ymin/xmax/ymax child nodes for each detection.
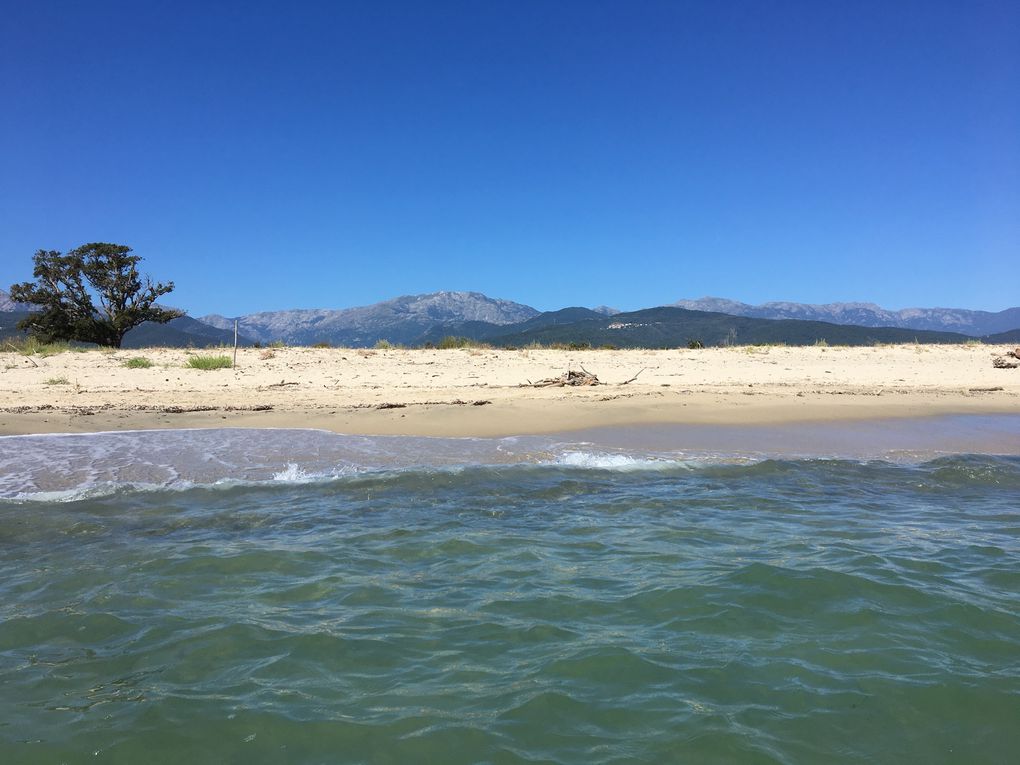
<box><xmin>3</xmin><ymin>337</ymin><xmax>85</xmax><ymax>356</ymax></box>
<box><xmin>186</xmin><ymin>354</ymin><xmax>233</xmax><ymax>370</ymax></box>
<box><xmin>123</xmin><ymin>356</ymin><xmax>153</xmax><ymax>368</ymax></box>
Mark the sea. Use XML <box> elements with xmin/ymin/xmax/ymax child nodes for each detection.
<box><xmin>1</xmin><ymin>415</ymin><xmax>1018</xmax><ymax>764</ymax></box>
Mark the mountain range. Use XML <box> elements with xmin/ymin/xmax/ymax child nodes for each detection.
<box><xmin>1</xmin><ymin>289</ymin><xmax>1018</xmax><ymax>349</ymax></box>
<box><xmin>674</xmin><ymin>297</ymin><xmax>1020</xmax><ymax>337</ymax></box>
<box><xmin>199</xmin><ymin>291</ymin><xmax>538</xmax><ymax>346</ymax></box>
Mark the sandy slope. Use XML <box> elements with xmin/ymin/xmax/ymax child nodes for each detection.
<box><xmin>0</xmin><ymin>344</ymin><xmax>1017</xmax><ymax>436</ymax></box>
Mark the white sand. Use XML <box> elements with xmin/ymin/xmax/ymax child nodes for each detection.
<box><xmin>1</xmin><ymin>344</ymin><xmax>1017</xmax><ymax>436</ymax></box>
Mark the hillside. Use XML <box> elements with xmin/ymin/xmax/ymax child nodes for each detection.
<box><xmin>674</xmin><ymin>297</ymin><xmax>1020</xmax><ymax>336</ymax></box>
<box><xmin>425</xmin><ymin>307</ymin><xmax>976</xmax><ymax>348</ymax></box>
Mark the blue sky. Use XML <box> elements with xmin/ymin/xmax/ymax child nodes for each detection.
<box><xmin>2</xmin><ymin>0</ymin><xmax>1017</xmax><ymax>316</ymax></box>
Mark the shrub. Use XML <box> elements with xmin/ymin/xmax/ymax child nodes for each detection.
<box><xmin>123</xmin><ymin>356</ymin><xmax>153</xmax><ymax>368</ymax></box>
<box><xmin>686</xmin><ymin>339</ymin><xmax>704</xmax><ymax>349</ymax></box>
<box><xmin>45</xmin><ymin>376</ymin><xmax>70</xmax><ymax>385</ymax></box>
<box><xmin>374</xmin><ymin>339</ymin><xmax>394</xmax><ymax>349</ymax></box>
<box><xmin>186</xmin><ymin>354</ymin><xmax>232</xmax><ymax>370</ymax></box>
<box><xmin>436</xmin><ymin>336</ymin><xmax>492</xmax><ymax>350</ymax></box>
<box><xmin>437</xmin><ymin>335</ymin><xmax>468</xmax><ymax>349</ymax></box>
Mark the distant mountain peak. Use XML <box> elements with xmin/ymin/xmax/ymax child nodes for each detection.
<box><xmin>198</xmin><ymin>291</ymin><xmax>539</xmax><ymax>346</ymax></box>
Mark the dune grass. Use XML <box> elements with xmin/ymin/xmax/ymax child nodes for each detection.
<box><xmin>186</xmin><ymin>354</ymin><xmax>232</xmax><ymax>370</ymax></box>
<box><xmin>123</xmin><ymin>356</ymin><xmax>153</xmax><ymax>368</ymax></box>
<box><xmin>2</xmin><ymin>337</ymin><xmax>85</xmax><ymax>356</ymax></box>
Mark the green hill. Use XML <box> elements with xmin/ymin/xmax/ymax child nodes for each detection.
<box><xmin>478</xmin><ymin>307</ymin><xmax>973</xmax><ymax>348</ymax></box>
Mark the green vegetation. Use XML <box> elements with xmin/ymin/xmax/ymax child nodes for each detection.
<box><xmin>2</xmin><ymin>337</ymin><xmax>80</xmax><ymax>356</ymax></box>
<box><xmin>8</xmin><ymin>243</ymin><xmax>182</xmax><ymax>348</ymax></box>
<box><xmin>123</xmin><ymin>356</ymin><xmax>153</xmax><ymax>368</ymax></box>
<box><xmin>430</xmin><ymin>336</ymin><xmax>493</xmax><ymax>349</ymax></box>
<box><xmin>186</xmin><ymin>354</ymin><xmax>232</xmax><ymax>370</ymax></box>
<box><xmin>374</xmin><ymin>339</ymin><xmax>395</xmax><ymax>349</ymax></box>
<box><xmin>45</xmin><ymin>376</ymin><xmax>70</xmax><ymax>385</ymax></box>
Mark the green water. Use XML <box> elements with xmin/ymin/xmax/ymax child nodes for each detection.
<box><xmin>2</xmin><ymin>445</ymin><xmax>1019</xmax><ymax>763</ymax></box>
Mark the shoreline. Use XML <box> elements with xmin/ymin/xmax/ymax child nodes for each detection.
<box><xmin>1</xmin><ymin>345</ymin><xmax>1017</xmax><ymax>437</ymax></box>
<box><xmin>1</xmin><ymin>392</ymin><xmax>1018</xmax><ymax>439</ymax></box>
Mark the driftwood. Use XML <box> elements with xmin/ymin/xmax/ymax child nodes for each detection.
<box><xmin>527</xmin><ymin>369</ymin><xmax>600</xmax><ymax>387</ymax></box>
<box><xmin>993</xmin><ymin>356</ymin><xmax>1019</xmax><ymax>369</ymax></box>
<box><xmin>526</xmin><ymin>366</ymin><xmax>649</xmax><ymax>387</ymax></box>
<box><xmin>619</xmin><ymin>367</ymin><xmax>647</xmax><ymax>385</ymax></box>
<box><xmin>1010</xmin><ymin>348</ymin><xmax>1020</xmax><ymax>360</ymax></box>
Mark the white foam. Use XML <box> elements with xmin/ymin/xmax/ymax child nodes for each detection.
<box><xmin>553</xmin><ymin>451</ymin><xmax>684</xmax><ymax>471</ymax></box>
<box><xmin>0</xmin><ymin>427</ymin><xmax>723</xmax><ymax>500</ymax></box>
<box><xmin>273</xmin><ymin>462</ymin><xmax>366</xmax><ymax>483</ymax></box>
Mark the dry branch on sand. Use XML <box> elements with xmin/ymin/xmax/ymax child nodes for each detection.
<box><xmin>619</xmin><ymin>367</ymin><xmax>647</xmax><ymax>385</ymax></box>
<box><xmin>525</xmin><ymin>369</ymin><xmax>601</xmax><ymax>387</ymax></box>
<box><xmin>991</xmin><ymin>349</ymin><xmax>1020</xmax><ymax>368</ymax></box>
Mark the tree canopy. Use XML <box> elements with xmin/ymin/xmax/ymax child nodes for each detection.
<box><xmin>9</xmin><ymin>243</ymin><xmax>184</xmax><ymax>348</ymax></box>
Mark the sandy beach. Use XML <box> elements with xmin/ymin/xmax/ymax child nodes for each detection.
<box><xmin>0</xmin><ymin>344</ymin><xmax>1016</xmax><ymax>437</ymax></box>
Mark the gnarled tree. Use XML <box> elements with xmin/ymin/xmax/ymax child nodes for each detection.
<box><xmin>9</xmin><ymin>243</ymin><xmax>184</xmax><ymax>348</ymax></box>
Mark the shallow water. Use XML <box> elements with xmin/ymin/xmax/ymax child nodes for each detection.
<box><xmin>1</xmin><ymin>420</ymin><xmax>1018</xmax><ymax>763</ymax></box>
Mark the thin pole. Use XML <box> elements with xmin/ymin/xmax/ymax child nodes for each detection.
<box><xmin>233</xmin><ymin>319</ymin><xmax>238</xmax><ymax>368</ymax></box>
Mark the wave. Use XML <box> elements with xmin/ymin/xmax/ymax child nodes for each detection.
<box><xmin>2</xmin><ymin>425</ymin><xmax>1018</xmax><ymax>502</ymax></box>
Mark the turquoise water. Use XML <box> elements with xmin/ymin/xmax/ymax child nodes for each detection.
<box><xmin>1</xmin><ymin>423</ymin><xmax>1019</xmax><ymax>763</ymax></box>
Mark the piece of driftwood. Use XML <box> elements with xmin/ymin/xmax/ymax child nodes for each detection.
<box><xmin>619</xmin><ymin>367</ymin><xmax>647</xmax><ymax>385</ymax></box>
<box><xmin>993</xmin><ymin>356</ymin><xmax>1019</xmax><ymax>369</ymax></box>
<box><xmin>527</xmin><ymin>369</ymin><xmax>600</xmax><ymax>387</ymax></box>
<box><xmin>1010</xmin><ymin>348</ymin><xmax>1020</xmax><ymax>360</ymax></box>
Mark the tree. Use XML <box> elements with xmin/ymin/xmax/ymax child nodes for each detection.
<box><xmin>9</xmin><ymin>243</ymin><xmax>184</xmax><ymax>348</ymax></box>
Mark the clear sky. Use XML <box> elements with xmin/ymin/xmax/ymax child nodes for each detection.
<box><xmin>2</xmin><ymin>0</ymin><xmax>1018</xmax><ymax>316</ymax></box>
